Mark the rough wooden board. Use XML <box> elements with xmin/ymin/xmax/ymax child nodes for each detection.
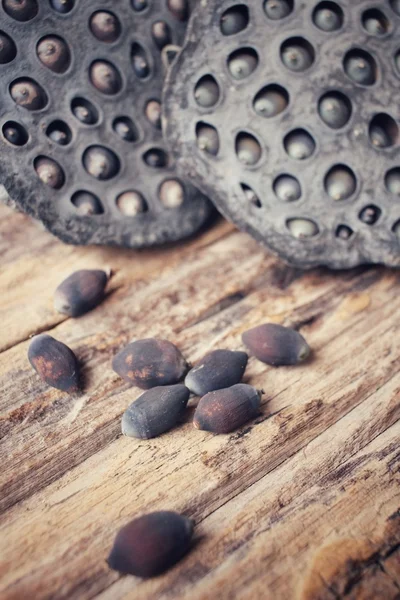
<box><xmin>0</xmin><ymin>202</ymin><xmax>399</xmax><ymax>600</ymax></box>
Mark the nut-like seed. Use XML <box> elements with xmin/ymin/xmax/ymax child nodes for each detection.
<box><xmin>112</xmin><ymin>338</ymin><xmax>188</xmax><ymax>389</ymax></box>
<box><xmin>28</xmin><ymin>334</ymin><xmax>80</xmax><ymax>393</ymax></box>
<box><xmin>193</xmin><ymin>384</ymin><xmax>261</xmax><ymax>434</ymax></box>
<box><xmin>54</xmin><ymin>269</ymin><xmax>109</xmax><ymax>317</ymax></box>
<box><xmin>107</xmin><ymin>511</ymin><xmax>194</xmax><ymax>577</ymax></box>
<box><xmin>122</xmin><ymin>384</ymin><xmax>190</xmax><ymax>439</ymax></box>
<box><xmin>242</xmin><ymin>323</ymin><xmax>311</xmax><ymax>366</ymax></box>
<box><xmin>185</xmin><ymin>350</ymin><xmax>248</xmax><ymax>396</ymax></box>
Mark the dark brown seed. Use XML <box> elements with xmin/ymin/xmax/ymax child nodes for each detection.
<box><xmin>112</xmin><ymin>338</ymin><xmax>188</xmax><ymax>389</ymax></box>
<box><xmin>107</xmin><ymin>511</ymin><xmax>194</xmax><ymax>577</ymax></box>
<box><xmin>242</xmin><ymin>323</ymin><xmax>310</xmax><ymax>366</ymax></box>
<box><xmin>28</xmin><ymin>334</ymin><xmax>80</xmax><ymax>393</ymax></box>
<box><xmin>122</xmin><ymin>384</ymin><xmax>190</xmax><ymax>439</ymax></box>
<box><xmin>193</xmin><ymin>383</ymin><xmax>261</xmax><ymax>434</ymax></box>
<box><xmin>185</xmin><ymin>349</ymin><xmax>248</xmax><ymax>396</ymax></box>
<box><xmin>54</xmin><ymin>269</ymin><xmax>109</xmax><ymax>317</ymax></box>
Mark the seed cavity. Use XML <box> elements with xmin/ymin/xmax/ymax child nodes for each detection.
<box><xmin>359</xmin><ymin>205</ymin><xmax>381</xmax><ymax>225</ymax></box>
<box><xmin>90</xmin><ymin>11</ymin><xmax>121</xmax><ymax>43</ymax></box>
<box><xmin>145</xmin><ymin>100</ymin><xmax>162</xmax><ymax>128</ymax></box>
<box><xmin>336</xmin><ymin>225</ymin><xmax>353</xmax><ymax>240</ymax></box>
<box><xmin>10</xmin><ymin>78</ymin><xmax>48</xmax><ymax>111</ymax></box>
<box><xmin>393</xmin><ymin>220</ymin><xmax>400</xmax><ymax>238</ymax></box>
<box><xmin>89</xmin><ymin>60</ymin><xmax>122</xmax><ymax>95</ymax></box>
<box><xmin>194</xmin><ymin>75</ymin><xmax>220</xmax><ymax>108</ymax></box>
<box><xmin>196</xmin><ymin>122</ymin><xmax>220</xmax><ymax>156</ymax></box>
<box><xmin>143</xmin><ymin>148</ymin><xmax>168</xmax><ymax>168</ymax></box>
<box><xmin>36</xmin><ymin>35</ymin><xmax>71</xmax><ymax>73</ymax></box>
<box><xmin>362</xmin><ymin>9</ymin><xmax>390</xmax><ymax>36</ymax></box>
<box><xmin>113</xmin><ymin>116</ymin><xmax>139</xmax><ymax>142</ymax></box>
<box><xmin>167</xmin><ymin>0</ymin><xmax>189</xmax><ymax>21</ymax></box>
<box><xmin>152</xmin><ymin>21</ymin><xmax>172</xmax><ymax>49</ymax></box>
<box><xmin>50</xmin><ymin>0</ymin><xmax>74</xmax><ymax>13</ymax></box>
<box><xmin>369</xmin><ymin>113</ymin><xmax>398</xmax><ymax>148</ymax></box>
<box><xmin>281</xmin><ymin>37</ymin><xmax>315</xmax><ymax>72</ymax></box>
<box><xmin>2</xmin><ymin>0</ymin><xmax>38</xmax><ymax>21</ymax></box>
<box><xmin>2</xmin><ymin>121</ymin><xmax>28</xmax><ymax>146</ymax></box>
<box><xmin>318</xmin><ymin>91</ymin><xmax>352</xmax><ymax>129</ymax></box>
<box><xmin>284</xmin><ymin>129</ymin><xmax>315</xmax><ymax>160</ymax></box>
<box><xmin>83</xmin><ymin>145</ymin><xmax>120</xmax><ymax>180</ymax></box>
<box><xmin>241</xmin><ymin>183</ymin><xmax>261</xmax><ymax>207</ymax></box>
<box><xmin>228</xmin><ymin>48</ymin><xmax>258</xmax><ymax>80</ymax></box>
<box><xmin>131</xmin><ymin>0</ymin><xmax>148</xmax><ymax>12</ymax></box>
<box><xmin>117</xmin><ymin>191</ymin><xmax>147</xmax><ymax>216</ymax></box>
<box><xmin>34</xmin><ymin>156</ymin><xmax>65</xmax><ymax>189</ymax></box>
<box><xmin>220</xmin><ymin>5</ymin><xmax>249</xmax><ymax>35</ymax></box>
<box><xmin>159</xmin><ymin>180</ymin><xmax>185</xmax><ymax>208</ymax></box>
<box><xmin>385</xmin><ymin>168</ymin><xmax>400</xmax><ymax>195</ymax></box>
<box><xmin>46</xmin><ymin>120</ymin><xmax>72</xmax><ymax>146</ymax></box>
<box><xmin>313</xmin><ymin>1</ymin><xmax>344</xmax><ymax>32</ymax></box>
<box><xmin>264</xmin><ymin>0</ymin><xmax>293</xmax><ymax>20</ymax></box>
<box><xmin>287</xmin><ymin>218</ymin><xmax>319</xmax><ymax>238</ymax></box>
<box><xmin>0</xmin><ymin>30</ymin><xmax>17</xmax><ymax>64</ymax></box>
<box><xmin>235</xmin><ymin>132</ymin><xmax>262</xmax><ymax>166</ymax></box>
<box><xmin>71</xmin><ymin>97</ymin><xmax>99</xmax><ymax>125</ymax></box>
<box><xmin>274</xmin><ymin>175</ymin><xmax>301</xmax><ymax>202</ymax></box>
<box><xmin>253</xmin><ymin>84</ymin><xmax>289</xmax><ymax>118</ymax></box>
<box><xmin>343</xmin><ymin>49</ymin><xmax>377</xmax><ymax>86</ymax></box>
<box><xmin>325</xmin><ymin>165</ymin><xmax>356</xmax><ymax>201</ymax></box>
<box><xmin>131</xmin><ymin>42</ymin><xmax>151</xmax><ymax>78</ymax></box>
<box><xmin>71</xmin><ymin>191</ymin><xmax>104</xmax><ymax>216</ymax></box>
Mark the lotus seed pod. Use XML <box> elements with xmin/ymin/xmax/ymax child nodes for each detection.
<box><xmin>71</xmin><ymin>98</ymin><xmax>98</xmax><ymax>125</ymax></box>
<box><xmin>196</xmin><ymin>124</ymin><xmax>219</xmax><ymax>155</ymax></box>
<box><xmin>385</xmin><ymin>169</ymin><xmax>400</xmax><ymax>195</ymax></box>
<box><xmin>236</xmin><ymin>134</ymin><xmax>262</xmax><ymax>166</ymax></box>
<box><xmin>325</xmin><ymin>166</ymin><xmax>356</xmax><ymax>200</ymax></box>
<box><xmin>0</xmin><ymin>31</ymin><xmax>17</xmax><ymax>64</ymax></box>
<box><xmin>284</xmin><ymin>130</ymin><xmax>315</xmax><ymax>160</ymax></box>
<box><xmin>112</xmin><ymin>338</ymin><xmax>189</xmax><ymax>389</ymax></box>
<box><xmin>242</xmin><ymin>323</ymin><xmax>311</xmax><ymax>366</ymax></box>
<box><xmin>264</xmin><ymin>0</ymin><xmax>292</xmax><ymax>20</ymax></box>
<box><xmin>34</xmin><ymin>157</ymin><xmax>65</xmax><ymax>189</ymax></box>
<box><xmin>71</xmin><ymin>192</ymin><xmax>103</xmax><ymax>216</ymax></box>
<box><xmin>3</xmin><ymin>122</ymin><xmax>28</xmax><ymax>146</ymax></box>
<box><xmin>313</xmin><ymin>6</ymin><xmax>343</xmax><ymax>32</ymax></box>
<box><xmin>318</xmin><ymin>93</ymin><xmax>351</xmax><ymax>129</ymax></box>
<box><xmin>287</xmin><ymin>218</ymin><xmax>319</xmax><ymax>238</ymax></box>
<box><xmin>107</xmin><ymin>512</ymin><xmax>194</xmax><ymax>577</ymax></box>
<box><xmin>152</xmin><ymin>21</ymin><xmax>171</xmax><ymax>49</ymax></box>
<box><xmin>89</xmin><ymin>60</ymin><xmax>122</xmax><ymax>95</ymax></box>
<box><xmin>117</xmin><ymin>191</ymin><xmax>146</xmax><ymax>216</ymax></box>
<box><xmin>167</xmin><ymin>0</ymin><xmax>189</xmax><ymax>21</ymax></box>
<box><xmin>121</xmin><ymin>384</ymin><xmax>190</xmax><ymax>439</ymax></box>
<box><xmin>54</xmin><ymin>269</ymin><xmax>109</xmax><ymax>317</ymax></box>
<box><xmin>131</xmin><ymin>44</ymin><xmax>150</xmax><ymax>78</ymax></box>
<box><xmin>90</xmin><ymin>11</ymin><xmax>121</xmax><ymax>43</ymax></box>
<box><xmin>194</xmin><ymin>76</ymin><xmax>220</xmax><ymax>108</ymax></box>
<box><xmin>145</xmin><ymin>100</ymin><xmax>162</xmax><ymax>128</ymax></box>
<box><xmin>193</xmin><ymin>384</ymin><xmax>261</xmax><ymax>434</ymax></box>
<box><xmin>281</xmin><ymin>43</ymin><xmax>313</xmax><ymax>72</ymax></box>
<box><xmin>274</xmin><ymin>175</ymin><xmax>301</xmax><ymax>202</ymax></box>
<box><xmin>344</xmin><ymin>53</ymin><xmax>376</xmax><ymax>85</ymax></box>
<box><xmin>159</xmin><ymin>180</ymin><xmax>184</xmax><ymax>208</ymax></box>
<box><xmin>185</xmin><ymin>350</ymin><xmax>248</xmax><ymax>396</ymax></box>
<box><xmin>10</xmin><ymin>79</ymin><xmax>47</xmax><ymax>111</ymax></box>
<box><xmin>113</xmin><ymin>117</ymin><xmax>138</xmax><ymax>142</ymax></box>
<box><xmin>50</xmin><ymin>0</ymin><xmax>74</xmax><ymax>13</ymax></box>
<box><xmin>220</xmin><ymin>6</ymin><xmax>248</xmax><ymax>35</ymax></box>
<box><xmin>28</xmin><ymin>334</ymin><xmax>80</xmax><ymax>393</ymax></box>
<box><xmin>254</xmin><ymin>87</ymin><xmax>288</xmax><ymax>118</ymax></box>
<box><xmin>36</xmin><ymin>36</ymin><xmax>71</xmax><ymax>74</ymax></box>
<box><xmin>143</xmin><ymin>148</ymin><xmax>168</xmax><ymax>168</ymax></box>
<box><xmin>131</xmin><ymin>0</ymin><xmax>148</xmax><ymax>11</ymax></box>
<box><xmin>228</xmin><ymin>50</ymin><xmax>258</xmax><ymax>80</ymax></box>
<box><xmin>83</xmin><ymin>146</ymin><xmax>120</xmax><ymax>180</ymax></box>
<box><xmin>3</xmin><ymin>0</ymin><xmax>38</xmax><ymax>21</ymax></box>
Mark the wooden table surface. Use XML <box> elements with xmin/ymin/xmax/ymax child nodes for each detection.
<box><xmin>0</xmin><ymin>200</ymin><xmax>399</xmax><ymax>600</ymax></box>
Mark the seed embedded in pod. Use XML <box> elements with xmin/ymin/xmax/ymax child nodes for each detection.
<box><xmin>34</xmin><ymin>157</ymin><xmax>65</xmax><ymax>189</ymax></box>
<box><xmin>36</xmin><ymin>36</ymin><xmax>71</xmax><ymax>74</ymax></box>
<box><xmin>385</xmin><ymin>168</ymin><xmax>400</xmax><ymax>195</ymax></box>
<box><xmin>253</xmin><ymin>85</ymin><xmax>288</xmax><ymax>118</ymax></box>
<box><xmin>152</xmin><ymin>21</ymin><xmax>172</xmax><ymax>49</ymax></box>
<box><xmin>89</xmin><ymin>60</ymin><xmax>122</xmax><ymax>95</ymax></box>
<box><xmin>393</xmin><ymin>220</ymin><xmax>400</xmax><ymax>238</ymax></box>
<box><xmin>113</xmin><ymin>117</ymin><xmax>138</xmax><ymax>142</ymax></box>
<box><xmin>185</xmin><ymin>349</ymin><xmax>248</xmax><ymax>396</ymax></box>
<box><xmin>112</xmin><ymin>338</ymin><xmax>189</xmax><ymax>389</ymax></box>
<box><xmin>0</xmin><ymin>31</ymin><xmax>17</xmax><ymax>64</ymax></box>
<box><xmin>167</xmin><ymin>0</ymin><xmax>189</xmax><ymax>21</ymax></box>
<box><xmin>362</xmin><ymin>9</ymin><xmax>389</xmax><ymax>36</ymax></box>
<box><xmin>343</xmin><ymin>50</ymin><xmax>377</xmax><ymax>86</ymax></box>
<box><xmin>325</xmin><ymin>165</ymin><xmax>356</xmax><ymax>200</ymax></box>
<box><xmin>54</xmin><ymin>269</ymin><xmax>109</xmax><ymax>317</ymax></box>
<box><xmin>193</xmin><ymin>383</ymin><xmax>262</xmax><ymax>434</ymax></box>
<box><xmin>71</xmin><ymin>191</ymin><xmax>103</xmax><ymax>216</ymax></box>
<box><xmin>228</xmin><ymin>48</ymin><xmax>258</xmax><ymax>80</ymax></box>
<box><xmin>131</xmin><ymin>43</ymin><xmax>150</xmax><ymax>78</ymax></box>
<box><xmin>50</xmin><ymin>0</ymin><xmax>74</xmax><ymax>13</ymax></box>
<box><xmin>159</xmin><ymin>180</ymin><xmax>185</xmax><ymax>208</ymax></box>
<box><xmin>71</xmin><ymin>97</ymin><xmax>99</xmax><ymax>125</ymax></box>
<box><xmin>83</xmin><ymin>145</ymin><xmax>120</xmax><ymax>180</ymax></box>
<box><xmin>284</xmin><ymin>129</ymin><xmax>315</xmax><ymax>160</ymax></box>
<box><xmin>196</xmin><ymin>123</ymin><xmax>220</xmax><ymax>156</ymax></box>
<box><xmin>194</xmin><ymin>75</ymin><xmax>220</xmax><ymax>108</ymax></box>
<box><xmin>241</xmin><ymin>183</ymin><xmax>261</xmax><ymax>207</ymax></box>
<box><xmin>10</xmin><ymin>78</ymin><xmax>48</xmax><ymax>111</ymax></box>
<box><xmin>131</xmin><ymin>0</ymin><xmax>148</xmax><ymax>11</ymax></box>
<box><xmin>145</xmin><ymin>100</ymin><xmax>162</xmax><ymax>128</ymax></box>
<box><xmin>220</xmin><ymin>5</ymin><xmax>249</xmax><ymax>35</ymax></box>
<box><xmin>242</xmin><ymin>322</ymin><xmax>311</xmax><ymax>366</ymax></box>
<box><xmin>369</xmin><ymin>114</ymin><xmax>398</xmax><ymax>148</ymax></box>
<box><xmin>116</xmin><ymin>191</ymin><xmax>147</xmax><ymax>216</ymax></box>
<box><xmin>46</xmin><ymin>120</ymin><xmax>72</xmax><ymax>146</ymax></box>
<box><xmin>236</xmin><ymin>133</ymin><xmax>262</xmax><ymax>165</ymax></box>
<box><xmin>287</xmin><ymin>218</ymin><xmax>319</xmax><ymax>239</ymax></box>
<box><xmin>264</xmin><ymin>0</ymin><xmax>293</xmax><ymax>20</ymax></box>
<box><xmin>318</xmin><ymin>92</ymin><xmax>351</xmax><ymax>129</ymax></box>
<box><xmin>3</xmin><ymin>0</ymin><xmax>38</xmax><ymax>21</ymax></box>
<box><xmin>313</xmin><ymin>2</ymin><xmax>343</xmax><ymax>32</ymax></box>
<box><xmin>122</xmin><ymin>384</ymin><xmax>190</xmax><ymax>439</ymax></box>
<box><xmin>281</xmin><ymin>38</ymin><xmax>314</xmax><ymax>72</ymax></box>
<box><xmin>143</xmin><ymin>148</ymin><xmax>168</xmax><ymax>168</ymax></box>
<box><xmin>274</xmin><ymin>175</ymin><xmax>301</xmax><ymax>202</ymax></box>
<box><xmin>90</xmin><ymin>11</ymin><xmax>121</xmax><ymax>43</ymax></box>
<box><xmin>107</xmin><ymin>511</ymin><xmax>194</xmax><ymax>577</ymax></box>
<box><xmin>359</xmin><ymin>205</ymin><xmax>381</xmax><ymax>225</ymax></box>
<box><xmin>336</xmin><ymin>225</ymin><xmax>353</xmax><ymax>240</ymax></box>
<box><xmin>28</xmin><ymin>334</ymin><xmax>80</xmax><ymax>393</ymax></box>
<box><xmin>2</xmin><ymin>121</ymin><xmax>28</xmax><ymax>146</ymax></box>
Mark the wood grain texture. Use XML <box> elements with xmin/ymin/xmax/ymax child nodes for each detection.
<box><xmin>0</xmin><ymin>202</ymin><xmax>399</xmax><ymax>600</ymax></box>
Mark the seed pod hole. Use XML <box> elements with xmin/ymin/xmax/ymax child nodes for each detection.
<box><xmin>264</xmin><ymin>0</ymin><xmax>294</xmax><ymax>20</ymax></box>
<box><xmin>343</xmin><ymin>49</ymin><xmax>377</xmax><ymax>86</ymax></box>
<box><xmin>284</xmin><ymin>129</ymin><xmax>316</xmax><ymax>160</ymax></box>
<box><xmin>325</xmin><ymin>165</ymin><xmax>356</xmax><ymax>201</ymax></box>
<box><xmin>228</xmin><ymin>47</ymin><xmax>258</xmax><ymax>80</ymax></box>
<box><xmin>112</xmin><ymin>116</ymin><xmax>139</xmax><ymax>143</ymax></box>
<box><xmin>36</xmin><ymin>35</ymin><xmax>71</xmax><ymax>74</ymax></box>
<box><xmin>89</xmin><ymin>60</ymin><xmax>122</xmax><ymax>95</ymax></box>
<box><xmin>131</xmin><ymin>42</ymin><xmax>151</xmax><ymax>79</ymax></box>
<box><xmin>0</xmin><ymin>31</ymin><xmax>17</xmax><ymax>64</ymax></box>
<box><xmin>318</xmin><ymin>91</ymin><xmax>352</xmax><ymax>129</ymax></box>
<box><xmin>46</xmin><ymin>120</ymin><xmax>72</xmax><ymax>146</ymax></box>
<box><xmin>143</xmin><ymin>148</ymin><xmax>168</xmax><ymax>168</ymax></box>
<box><xmin>312</xmin><ymin>1</ymin><xmax>344</xmax><ymax>32</ymax></box>
<box><xmin>395</xmin><ymin>49</ymin><xmax>400</xmax><ymax>74</ymax></box>
<box><xmin>159</xmin><ymin>180</ymin><xmax>185</xmax><ymax>208</ymax></box>
<box><xmin>241</xmin><ymin>183</ymin><xmax>261</xmax><ymax>207</ymax></box>
<box><xmin>369</xmin><ymin>113</ymin><xmax>398</xmax><ymax>148</ymax></box>
<box><xmin>274</xmin><ymin>174</ymin><xmax>301</xmax><ymax>202</ymax></box>
<box><xmin>34</xmin><ymin>156</ymin><xmax>65</xmax><ymax>189</ymax></box>
<box><xmin>2</xmin><ymin>121</ymin><xmax>28</xmax><ymax>146</ymax></box>
<box><xmin>393</xmin><ymin>220</ymin><xmax>400</xmax><ymax>238</ymax></box>
<box><xmin>194</xmin><ymin>75</ymin><xmax>220</xmax><ymax>108</ymax></box>
<box><xmin>117</xmin><ymin>191</ymin><xmax>147</xmax><ymax>216</ymax></box>
<box><xmin>50</xmin><ymin>0</ymin><xmax>74</xmax><ymax>13</ymax></box>
<box><xmin>71</xmin><ymin>97</ymin><xmax>99</xmax><ymax>125</ymax></box>
<box><xmin>144</xmin><ymin>99</ymin><xmax>162</xmax><ymax>129</ymax></box>
<box><xmin>253</xmin><ymin>84</ymin><xmax>289</xmax><ymax>118</ymax></box>
<box><xmin>131</xmin><ymin>0</ymin><xmax>148</xmax><ymax>12</ymax></box>
<box><xmin>152</xmin><ymin>21</ymin><xmax>172</xmax><ymax>50</ymax></box>
<box><xmin>385</xmin><ymin>167</ymin><xmax>400</xmax><ymax>195</ymax></box>
<box><xmin>235</xmin><ymin>132</ymin><xmax>262</xmax><ymax>166</ymax></box>
<box><xmin>336</xmin><ymin>224</ymin><xmax>354</xmax><ymax>240</ymax></box>
<box><xmin>362</xmin><ymin>9</ymin><xmax>390</xmax><ymax>36</ymax></box>
<box><xmin>89</xmin><ymin>11</ymin><xmax>121</xmax><ymax>43</ymax></box>
<box><xmin>220</xmin><ymin>5</ymin><xmax>249</xmax><ymax>35</ymax></box>
<box><xmin>287</xmin><ymin>218</ymin><xmax>319</xmax><ymax>238</ymax></box>
<box><xmin>359</xmin><ymin>205</ymin><xmax>381</xmax><ymax>225</ymax></box>
<box><xmin>71</xmin><ymin>191</ymin><xmax>104</xmax><ymax>216</ymax></box>
<box><xmin>280</xmin><ymin>37</ymin><xmax>315</xmax><ymax>72</ymax></box>
<box><xmin>10</xmin><ymin>78</ymin><xmax>48</xmax><ymax>111</ymax></box>
<box><xmin>83</xmin><ymin>145</ymin><xmax>120</xmax><ymax>180</ymax></box>
<box><xmin>196</xmin><ymin>122</ymin><xmax>220</xmax><ymax>156</ymax></box>
<box><xmin>2</xmin><ymin>0</ymin><xmax>38</xmax><ymax>21</ymax></box>
<box><xmin>391</xmin><ymin>0</ymin><xmax>400</xmax><ymax>16</ymax></box>
<box><xmin>167</xmin><ymin>0</ymin><xmax>189</xmax><ymax>21</ymax></box>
